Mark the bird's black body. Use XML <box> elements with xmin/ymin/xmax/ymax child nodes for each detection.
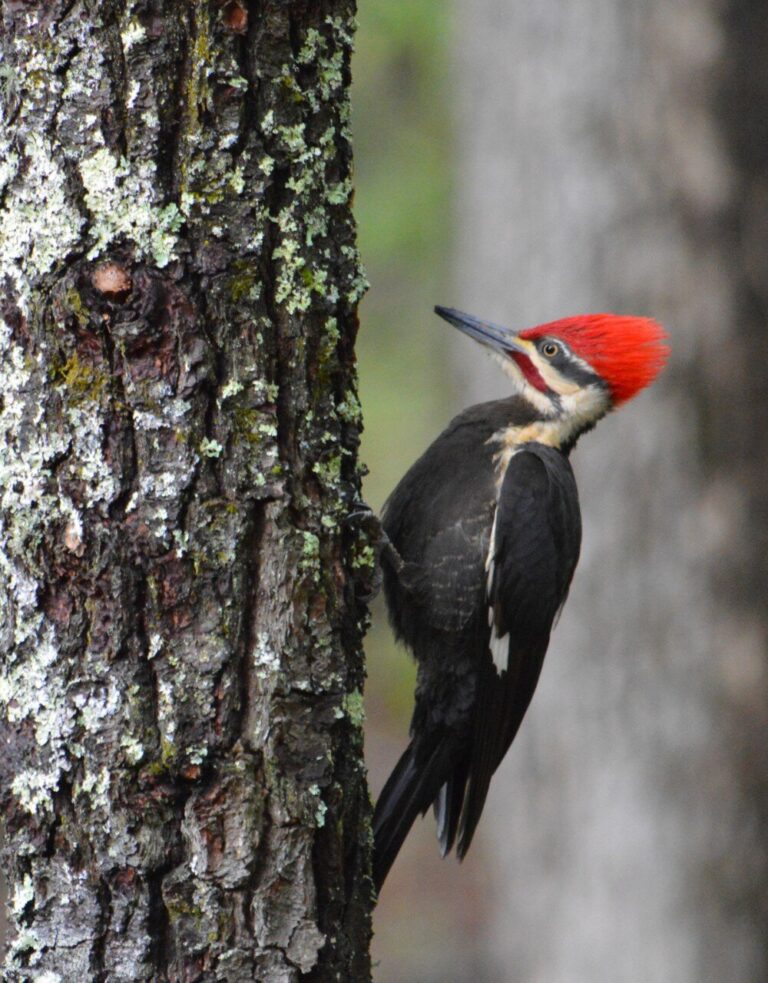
<box><xmin>373</xmin><ymin>395</ymin><xmax>582</xmax><ymax>890</ymax></box>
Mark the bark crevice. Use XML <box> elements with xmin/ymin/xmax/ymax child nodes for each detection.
<box><xmin>0</xmin><ymin>0</ymin><xmax>372</xmax><ymax>979</ymax></box>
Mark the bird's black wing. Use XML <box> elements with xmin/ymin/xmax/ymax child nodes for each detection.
<box><xmin>381</xmin><ymin>412</ymin><xmax>498</xmax><ymax>642</ymax></box>
<box><xmin>418</xmin><ymin>509</ymin><xmax>493</xmax><ymax>632</ymax></box>
<box><xmin>456</xmin><ymin>443</ymin><xmax>581</xmax><ymax>856</ymax></box>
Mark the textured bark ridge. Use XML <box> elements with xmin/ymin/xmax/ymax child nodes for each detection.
<box><xmin>0</xmin><ymin>1</ymin><xmax>372</xmax><ymax>980</ymax></box>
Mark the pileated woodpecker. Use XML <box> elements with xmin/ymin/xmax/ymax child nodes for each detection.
<box><xmin>373</xmin><ymin>306</ymin><xmax>668</xmax><ymax>891</ymax></box>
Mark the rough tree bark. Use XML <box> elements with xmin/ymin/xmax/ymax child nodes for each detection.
<box><xmin>0</xmin><ymin>1</ymin><xmax>372</xmax><ymax>980</ymax></box>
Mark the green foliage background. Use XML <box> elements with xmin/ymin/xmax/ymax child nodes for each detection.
<box><xmin>354</xmin><ymin>0</ymin><xmax>452</xmax><ymax>722</ymax></box>
<box><xmin>354</xmin><ymin>1</ymin><xmax>452</xmax><ymax>507</ymax></box>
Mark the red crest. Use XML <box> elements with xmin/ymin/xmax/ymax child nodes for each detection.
<box><xmin>520</xmin><ymin>314</ymin><xmax>669</xmax><ymax>404</ymax></box>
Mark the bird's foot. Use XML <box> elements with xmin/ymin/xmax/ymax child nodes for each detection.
<box><xmin>344</xmin><ymin>502</ymin><xmax>406</xmax><ymax>601</ymax></box>
<box><xmin>345</xmin><ymin>502</ymin><xmax>405</xmax><ymax>571</ymax></box>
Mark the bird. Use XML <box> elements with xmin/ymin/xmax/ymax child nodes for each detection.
<box><xmin>372</xmin><ymin>305</ymin><xmax>669</xmax><ymax>891</ymax></box>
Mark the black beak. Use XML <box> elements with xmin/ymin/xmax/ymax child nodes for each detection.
<box><xmin>434</xmin><ymin>306</ymin><xmax>528</xmax><ymax>356</ymax></box>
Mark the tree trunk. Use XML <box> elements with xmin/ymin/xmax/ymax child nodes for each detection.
<box><xmin>0</xmin><ymin>2</ymin><xmax>372</xmax><ymax>980</ymax></box>
<box><xmin>452</xmin><ymin>1</ymin><xmax>768</xmax><ymax>980</ymax></box>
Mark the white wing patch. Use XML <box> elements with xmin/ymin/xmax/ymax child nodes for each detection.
<box><xmin>489</xmin><ymin>629</ymin><xmax>509</xmax><ymax>674</ymax></box>
<box><xmin>485</xmin><ymin>506</ymin><xmax>508</xmax><ymax>675</ymax></box>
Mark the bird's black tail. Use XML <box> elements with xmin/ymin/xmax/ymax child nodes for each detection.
<box><xmin>372</xmin><ymin>737</ymin><xmax>456</xmax><ymax>891</ymax></box>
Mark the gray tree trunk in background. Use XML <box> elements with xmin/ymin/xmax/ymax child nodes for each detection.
<box><xmin>0</xmin><ymin>2</ymin><xmax>372</xmax><ymax>980</ymax></box>
<box><xmin>453</xmin><ymin>1</ymin><xmax>768</xmax><ymax>981</ymax></box>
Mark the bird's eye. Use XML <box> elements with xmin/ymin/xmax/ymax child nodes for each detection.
<box><xmin>541</xmin><ymin>341</ymin><xmax>560</xmax><ymax>357</ymax></box>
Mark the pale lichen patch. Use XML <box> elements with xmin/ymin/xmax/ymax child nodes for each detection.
<box><xmin>260</xmin><ymin>20</ymin><xmax>365</xmax><ymax>319</ymax></box>
<box><xmin>297</xmin><ymin>29</ymin><xmax>323</xmax><ymax>65</ymax></box>
<box><xmin>0</xmin><ymin>317</ymin><xmax>119</xmax><ymax>818</ymax></box>
<box><xmin>300</xmin><ymin>531</ymin><xmax>321</xmax><ymax>574</ymax></box>
<box><xmin>126</xmin><ymin>79</ymin><xmax>141</xmax><ymax>110</ymax></box>
<box><xmin>120</xmin><ymin>735</ymin><xmax>145</xmax><ymax>765</ymax></box>
<box><xmin>79</xmin><ymin>148</ymin><xmax>183</xmax><ymax>266</ymax></box>
<box><xmin>343</xmin><ymin>689</ymin><xmax>365</xmax><ymax>728</ymax></box>
<box><xmin>76</xmin><ymin>765</ymin><xmax>111</xmax><ymax>814</ymax></box>
<box><xmin>173</xmin><ymin>529</ymin><xmax>190</xmax><ymax>557</ymax></box>
<box><xmin>253</xmin><ymin>633</ymin><xmax>281</xmax><ymax>681</ymax></box>
<box><xmin>1</xmin><ymin>628</ymin><xmax>74</xmax><ymax>817</ymax></box>
<box><xmin>7</xmin><ymin>928</ymin><xmax>44</xmax><ymax>968</ymax></box>
<box><xmin>199</xmin><ymin>437</ymin><xmax>224</xmax><ymax>458</ymax></box>
<box><xmin>308</xmin><ymin>784</ymin><xmax>328</xmax><ymax>828</ymax></box>
<box><xmin>72</xmin><ymin>682</ymin><xmax>121</xmax><ymax>734</ymax></box>
<box><xmin>0</xmin><ymin>132</ymin><xmax>83</xmax><ymax>312</ymax></box>
<box><xmin>62</xmin><ymin>406</ymin><xmax>118</xmax><ymax>507</ymax></box>
<box><xmin>10</xmin><ymin>874</ymin><xmax>34</xmax><ymax>917</ymax></box>
<box><xmin>156</xmin><ymin>679</ymin><xmax>179</xmax><ymax>748</ymax></box>
<box><xmin>11</xmin><ymin>767</ymin><xmax>67</xmax><ymax>817</ymax></box>
<box><xmin>121</xmin><ymin>19</ymin><xmax>147</xmax><ymax>52</ymax></box>
<box><xmin>220</xmin><ymin>379</ymin><xmax>244</xmax><ymax>402</ymax></box>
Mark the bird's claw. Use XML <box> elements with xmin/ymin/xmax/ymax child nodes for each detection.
<box><xmin>344</xmin><ymin>501</ymin><xmax>406</xmax><ymax>600</ymax></box>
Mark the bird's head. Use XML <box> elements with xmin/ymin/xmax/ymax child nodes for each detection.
<box><xmin>435</xmin><ymin>306</ymin><xmax>669</xmax><ymax>438</ymax></box>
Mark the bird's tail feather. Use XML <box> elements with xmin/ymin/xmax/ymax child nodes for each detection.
<box><xmin>435</xmin><ymin>770</ymin><xmax>466</xmax><ymax>857</ymax></box>
<box><xmin>458</xmin><ymin>642</ymin><xmax>545</xmax><ymax>857</ymax></box>
<box><xmin>373</xmin><ymin>737</ymin><xmax>455</xmax><ymax>891</ymax></box>
<box><xmin>457</xmin><ymin>660</ymin><xmax>508</xmax><ymax>858</ymax></box>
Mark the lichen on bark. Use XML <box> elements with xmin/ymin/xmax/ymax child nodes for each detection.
<box><xmin>0</xmin><ymin>1</ymin><xmax>372</xmax><ymax>980</ymax></box>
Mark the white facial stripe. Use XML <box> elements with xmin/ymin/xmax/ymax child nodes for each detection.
<box><xmin>518</xmin><ymin>339</ymin><xmax>603</xmax><ymax>402</ymax></box>
<box><xmin>535</xmin><ymin>357</ymin><xmax>581</xmax><ymax>395</ymax></box>
<box><xmin>563</xmin><ymin>347</ymin><xmax>594</xmax><ymax>375</ymax></box>
<box><xmin>556</xmin><ymin>384</ymin><xmax>610</xmax><ymax>436</ymax></box>
<box><xmin>490</xmin><ymin>350</ymin><xmax>555</xmax><ymax>416</ymax></box>
<box><xmin>489</xmin><ymin>382</ymin><xmax>610</xmax><ymax>472</ymax></box>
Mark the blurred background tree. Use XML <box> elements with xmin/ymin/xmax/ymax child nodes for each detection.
<box><xmin>357</xmin><ymin>1</ymin><xmax>768</xmax><ymax>982</ymax></box>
